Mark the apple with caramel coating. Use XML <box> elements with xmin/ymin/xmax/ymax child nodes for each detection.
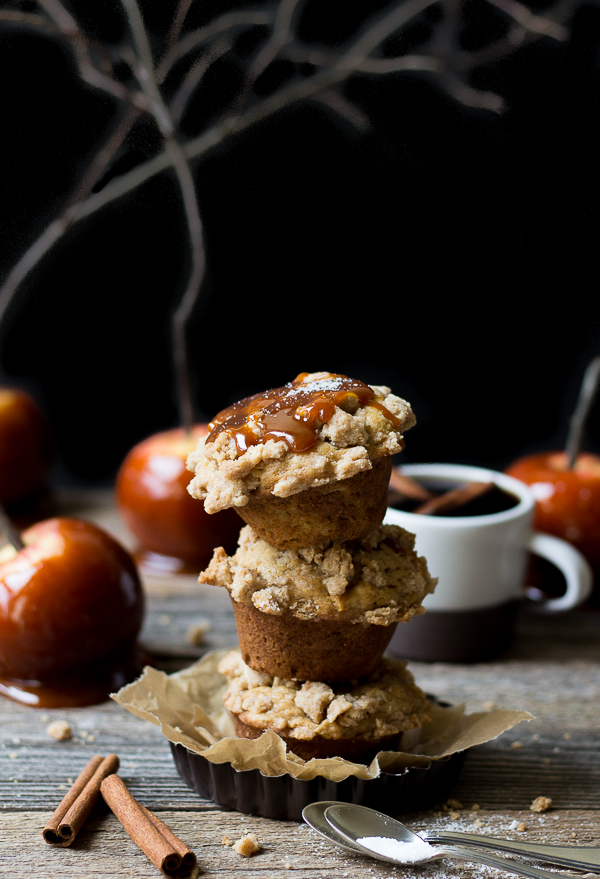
<box><xmin>116</xmin><ymin>426</ymin><xmax>241</xmax><ymax>574</ymax></box>
<box><xmin>506</xmin><ymin>451</ymin><xmax>600</xmax><ymax>571</ymax></box>
<box><xmin>0</xmin><ymin>517</ymin><xmax>145</xmax><ymax>707</ymax></box>
<box><xmin>0</xmin><ymin>388</ymin><xmax>51</xmax><ymax>508</ymax></box>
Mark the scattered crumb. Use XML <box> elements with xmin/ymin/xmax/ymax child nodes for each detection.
<box><xmin>159</xmin><ymin>614</ymin><xmax>172</xmax><ymax>626</ymax></box>
<box><xmin>187</xmin><ymin>620</ymin><xmax>211</xmax><ymax>646</ymax></box>
<box><xmin>41</xmin><ymin>714</ymin><xmax>50</xmax><ymax>723</ymax></box>
<box><xmin>563</xmin><ymin>732</ymin><xmax>571</xmax><ymax>740</ymax></box>
<box><xmin>46</xmin><ymin>721</ymin><xmax>72</xmax><ymax>741</ymax></box>
<box><xmin>450</xmin><ymin>811</ymin><xmax>461</xmax><ymax>820</ymax></box>
<box><xmin>544</xmin><ymin>758</ymin><xmax>551</xmax><ymax>764</ymax></box>
<box><xmin>471</xmin><ymin>804</ymin><xmax>480</xmax><ymax>812</ymax></box>
<box><xmin>8</xmin><ymin>752</ymin><xmax>17</xmax><ymax>759</ymax></box>
<box><xmin>447</xmin><ymin>799</ymin><xmax>463</xmax><ymax>810</ymax></box>
<box><xmin>284</xmin><ymin>864</ymin><xmax>291</xmax><ymax>870</ymax></box>
<box><xmin>572</xmin><ymin>832</ymin><xmax>577</xmax><ymax>838</ymax></box>
<box><xmin>553</xmin><ymin>747</ymin><xmax>561</xmax><ymax>753</ymax></box>
<box><xmin>532</xmin><ymin>733</ymin><xmax>540</xmax><ymax>741</ymax></box>
<box><xmin>530</xmin><ymin>796</ymin><xmax>552</xmax><ymax>813</ymax></box>
<box><xmin>511</xmin><ymin>741</ymin><xmax>523</xmax><ymax>749</ymax></box>
<box><xmin>517</xmin><ymin>822</ymin><xmax>527</xmax><ymax>832</ymax></box>
<box><xmin>233</xmin><ymin>834</ymin><xmax>261</xmax><ymax>857</ymax></box>
<box><xmin>475</xmin><ymin>819</ymin><xmax>483</xmax><ymax>828</ymax></box>
<box><xmin>222</xmin><ymin>836</ymin><xmax>233</xmax><ymax>847</ymax></box>
<box><xmin>483</xmin><ymin>701</ymin><xmax>495</xmax><ymax>710</ymax></box>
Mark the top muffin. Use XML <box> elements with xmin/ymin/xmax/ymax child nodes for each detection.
<box><xmin>187</xmin><ymin>372</ymin><xmax>415</xmax><ymax>515</ymax></box>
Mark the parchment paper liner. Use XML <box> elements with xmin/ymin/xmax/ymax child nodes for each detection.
<box><xmin>113</xmin><ymin>650</ymin><xmax>532</xmax><ymax>782</ymax></box>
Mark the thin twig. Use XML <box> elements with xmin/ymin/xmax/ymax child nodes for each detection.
<box><xmin>312</xmin><ymin>89</ymin><xmax>372</xmax><ymax>132</ymax></box>
<box><xmin>0</xmin><ymin>0</ymin><xmax>583</xmax><ymax>369</ymax></box>
<box><xmin>156</xmin><ymin>9</ymin><xmax>275</xmax><ymax>82</ymax></box>
<box><xmin>233</xmin><ymin>0</ymin><xmax>304</xmax><ymax>110</ymax></box>
<box><xmin>169</xmin><ymin>36</ymin><xmax>233</xmax><ymax>125</ymax></box>
<box><xmin>0</xmin><ymin>505</ymin><xmax>24</xmax><ymax>551</ymax></box>
<box><xmin>565</xmin><ymin>357</ymin><xmax>600</xmax><ymax>468</ymax></box>
<box><xmin>121</xmin><ymin>0</ymin><xmax>207</xmax><ymax>431</ymax></box>
<box><xmin>0</xmin><ymin>105</ymin><xmax>140</xmax><ymax>328</ymax></box>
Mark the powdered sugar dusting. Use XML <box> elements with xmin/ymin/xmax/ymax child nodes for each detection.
<box><xmin>357</xmin><ymin>835</ymin><xmax>434</xmax><ymax>862</ymax></box>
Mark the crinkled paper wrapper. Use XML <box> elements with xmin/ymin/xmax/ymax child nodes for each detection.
<box><xmin>112</xmin><ymin>650</ymin><xmax>532</xmax><ymax>783</ymax></box>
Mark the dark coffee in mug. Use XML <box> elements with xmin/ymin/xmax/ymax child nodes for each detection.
<box><xmin>389</xmin><ymin>480</ymin><xmax>520</xmax><ymax>517</ymax></box>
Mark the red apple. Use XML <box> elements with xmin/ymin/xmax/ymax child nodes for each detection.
<box><xmin>0</xmin><ymin>388</ymin><xmax>51</xmax><ymax>507</ymax></box>
<box><xmin>116</xmin><ymin>425</ymin><xmax>241</xmax><ymax>574</ymax></box>
<box><xmin>505</xmin><ymin>451</ymin><xmax>600</xmax><ymax>570</ymax></box>
<box><xmin>0</xmin><ymin>517</ymin><xmax>145</xmax><ymax>707</ymax></box>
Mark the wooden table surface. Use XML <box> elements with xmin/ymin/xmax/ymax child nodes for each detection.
<box><xmin>1</xmin><ymin>491</ymin><xmax>599</xmax><ymax>878</ymax></box>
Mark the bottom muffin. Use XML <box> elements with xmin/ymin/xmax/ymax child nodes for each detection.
<box><xmin>218</xmin><ymin>650</ymin><xmax>431</xmax><ymax>763</ymax></box>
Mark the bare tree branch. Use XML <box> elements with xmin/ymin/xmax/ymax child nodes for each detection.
<box><xmin>312</xmin><ymin>89</ymin><xmax>372</xmax><ymax>132</ymax></box>
<box><xmin>170</xmin><ymin>36</ymin><xmax>234</xmax><ymax>125</ymax></box>
<box><xmin>121</xmin><ymin>0</ymin><xmax>207</xmax><ymax>431</ymax></box>
<box><xmin>233</xmin><ymin>0</ymin><xmax>304</xmax><ymax>109</ymax></box>
<box><xmin>485</xmin><ymin>0</ymin><xmax>568</xmax><ymax>40</ymax></box>
<box><xmin>0</xmin><ymin>0</ymin><xmax>586</xmax><ymax>409</ymax></box>
<box><xmin>156</xmin><ymin>9</ymin><xmax>275</xmax><ymax>82</ymax></box>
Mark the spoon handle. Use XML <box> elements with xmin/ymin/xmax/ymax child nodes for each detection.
<box><xmin>439</xmin><ymin>846</ymin><xmax>584</xmax><ymax>879</ymax></box>
<box><xmin>426</xmin><ymin>832</ymin><xmax>600</xmax><ymax>872</ymax></box>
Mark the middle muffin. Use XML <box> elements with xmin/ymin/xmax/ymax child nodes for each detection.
<box><xmin>199</xmin><ymin>523</ymin><xmax>436</xmax><ymax>682</ymax></box>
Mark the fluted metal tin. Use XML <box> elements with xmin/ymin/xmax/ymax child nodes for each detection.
<box><xmin>170</xmin><ymin>741</ymin><xmax>465</xmax><ymax>821</ymax></box>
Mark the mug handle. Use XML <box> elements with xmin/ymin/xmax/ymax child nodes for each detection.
<box><xmin>527</xmin><ymin>531</ymin><xmax>593</xmax><ymax>612</ymax></box>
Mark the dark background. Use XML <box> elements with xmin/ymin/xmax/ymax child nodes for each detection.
<box><xmin>1</xmin><ymin>0</ymin><xmax>599</xmax><ymax>487</ymax></box>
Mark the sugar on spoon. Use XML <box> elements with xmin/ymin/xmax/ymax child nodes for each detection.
<box><xmin>302</xmin><ymin>803</ymin><xmax>600</xmax><ymax>874</ymax></box>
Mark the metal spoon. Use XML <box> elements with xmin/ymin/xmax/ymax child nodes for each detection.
<box><xmin>321</xmin><ymin>803</ymin><xmax>598</xmax><ymax>877</ymax></box>
<box><xmin>303</xmin><ymin>802</ymin><xmax>600</xmax><ymax>872</ymax></box>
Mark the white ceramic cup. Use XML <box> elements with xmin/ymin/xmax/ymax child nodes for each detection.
<box><xmin>384</xmin><ymin>464</ymin><xmax>593</xmax><ymax>662</ymax></box>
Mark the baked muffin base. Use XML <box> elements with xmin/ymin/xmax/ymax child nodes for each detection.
<box><xmin>236</xmin><ymin>456</ymin><xmax>392</xmax><ymax>549</ymax></box>
<box><xmin>233</xmin><ymin>600</ymin><xmax>397</xmax><ymax>682</ymax></box>
<box><xmin>233</xmin><ymin>715</ymin><xmax>399</xmax><ymax>763</ymax></box>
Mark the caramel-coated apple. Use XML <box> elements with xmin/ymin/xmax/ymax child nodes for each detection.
<box><xmin>0</xmin><ymin>388</ymin><xmax>51</xmax><ymax>508</ymax></box>
<box><xmin>0</xmin><ymin>517</ymin><xmax>145</xmax><ymax>707</ymax></box>
<box><xmin>116</xmin><ymin>425</ymin><xmax>241</xmax><ymax>574</ymax></box>
<box><xmin>506</xmin><ymin>451</ymin><xmax>600</xmax><ymax>570</ymax></box>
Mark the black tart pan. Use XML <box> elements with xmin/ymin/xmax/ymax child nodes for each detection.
<box><xmin>170</xmin><ymin>741</ymin><xmax>466</xmax><ymax>821</ymax></box>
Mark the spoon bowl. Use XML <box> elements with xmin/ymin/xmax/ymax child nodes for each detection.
<box><xmin>324</xmin><ymin>803</ymin><xmax>442</xmax><ymax>864</ymax></box>
<box><xmin>301</xmin><ymin>802</ymin><xmax>361</xmax><ymax>854</ymax></box>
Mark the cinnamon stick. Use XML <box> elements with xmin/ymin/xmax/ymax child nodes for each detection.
<box><xmin>413</xmin><ymin>481</ymin><xmax>495</xmax><ymax>515</ymax></box>
<box><xmin>43</xmin><ymin>753</ymin><xmax>120</xmax><ymax>846</ymax></box>
<box><xmin>100</xmin><ymin>774</ymin><xmax>196</xmax><ymax>877</ymax></box>
<box><xmin>389</xmin><ymin>468</ymin><xmax>435</xmax><ymax>502</ymax></box>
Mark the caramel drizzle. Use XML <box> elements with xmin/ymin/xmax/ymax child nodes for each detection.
<box><xmin>207</xmin><ymin>372</ymin><xmax>403</xmax><ymax>455</ymax></box>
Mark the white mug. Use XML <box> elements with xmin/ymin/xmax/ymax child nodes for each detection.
<box><xmin>384</xmin><ymin>464</ymin><xmax>593</xmax><ymax>662</ymax></box>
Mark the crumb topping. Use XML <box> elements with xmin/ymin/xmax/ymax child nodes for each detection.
<box><xmin>187</xmin><ymin>372</ymin><xmax>415</xmax><ymax>513</ymax></box>
<box><xmin>219</xmin><ymin>650</ymin><xmax>430</xmax><ymax>742</ymax></box>
<box><xmin>232</xmin><ymin>833</ymin><xmax>261</xmax><ymax>856</ymax></box>
<box><xmin>46</xmin><ymin>721</ymin><xmax>72</xmax><ymax>741</ymax></box>
<box><xmin>199</xmin><ymin>524</ymin><xmax>436</xmax><ymax>623</ymax></box>
<box><xmin>530</xmin><ymin>796</ymin><xmax>552</xmax><ymax>812</ymax></box>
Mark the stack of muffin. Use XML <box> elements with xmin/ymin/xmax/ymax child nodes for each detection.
<box><xmin>187</xmin><ymin>372</ymin><xmax>436</xmax><ymax>764</ymax></box>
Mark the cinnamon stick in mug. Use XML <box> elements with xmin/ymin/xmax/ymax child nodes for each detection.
<box><xmin>43</xmin><ymin>753</ymin><xmax>120</xmax><ymax>846</ymax></box>
<box><xmin>414</xmin><ymin>481</ymin><xmax>495</xmax><ymax>515</ymax></box>
<box><xmin>100</xmin><ymin>774</ymin><xmax>196</xmax><ymax>877</ymax></box>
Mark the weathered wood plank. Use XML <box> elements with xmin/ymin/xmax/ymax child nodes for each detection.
<box><xmin>1</xmin><ymin>809</ymin><xmax>599</xmax><ymax>879</ymax></box>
